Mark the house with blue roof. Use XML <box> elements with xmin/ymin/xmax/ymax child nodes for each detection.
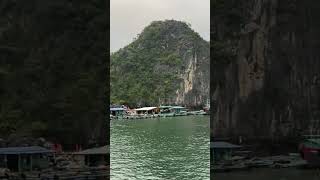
<box><xmin>210</xmin><ymin>141</ymin><xmax>242</xmax><ymax>163</ymax></box>
<box><xmin>110</xmin><ymin>107</ymin><xmax>125</xmax><ymax>117</ymax></box>
<box><xmin>0</xmin><ymin>146</ymin><xmax>53</xmax><ymax>172</ymax></box>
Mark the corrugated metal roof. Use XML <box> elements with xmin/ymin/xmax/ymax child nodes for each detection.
<box><xmin>159</xmin><ymin>106</ymin><xmax>172</xmax><ymax>108</ymax></box>
<box><xmin>135</xmin><ymin>107</ymin><xmax>157</xmax><ymax>111</ymax></box>
<box><xmin>210</xmin><ymin>142</ymin><xmax>242</xmax><ymax>149</ymax></box>
<box><xmin>110</xmin><ymin>108</ymin><xmax>125</xmax><ymax>111</ymax></box>
<box><xmin>74</xmin><ymin>145</ymin><xmax>109</xmax><ymax>155</ymax></box>
<box><xmin>0</xmin><ymin>146</ymin><xmax>53</xmax><ymax>155</ymax></box>
<box><xmin>307</xmin><ymin>139</ymin><xmax>320</xmax><ymax>144</ymax></box>
<box><xmin>170</xmin><ymin>106</ymin><xmax>186</xmax><ymax>109</ymax></box>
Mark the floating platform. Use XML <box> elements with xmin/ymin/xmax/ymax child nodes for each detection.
<box><xmin>212</xmin><ymin>155</ymin><xmax>308</xmax><ymax>173</ymax></box>
<box><xmin>111</xmin><ymin>112</ymin><xmax>208</xmax><ymax>120</ymax></box>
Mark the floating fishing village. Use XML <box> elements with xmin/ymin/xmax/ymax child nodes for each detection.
<box><xmin>110</xmin><ymin>103</ymin><xmax>210</xmax><ymax>120</ymax></box>
<box><xmin>0</xmin><ymin>140</ymin><xmax>109</xmax><ymax>179</ymax></box>
<box><xmin>210</xmin><ymin>135</ymin><xmax>320</xmax><ymax>173</ymax></box>
<box><xmin>0</xmin><ymin>103</ymin><xmax>209</xmax><ymax>179</ymax></box>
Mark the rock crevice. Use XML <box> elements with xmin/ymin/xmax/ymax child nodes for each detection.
<box><xmin>212</xmin><ymin>0</ymin><xmax>320</xmax><ymax>140</ymax></box>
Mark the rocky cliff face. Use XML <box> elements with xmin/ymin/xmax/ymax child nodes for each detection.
<box><xmin>111</xmin><ymin>20</ymin><xmax>209</xmax><ymax>107</ymax></box>
<box><xmin>212</xmin><ymin>0</ymin><xmax>320</xmax><ymax>140</ymax></box>
<box><xmin>0</xmin><ymin>0</ymin><xmax>108</xmax><ymax>148</ymax></box>
<box><xmin>175</xmin><ymin>40</ymin><xmax>210</xmax><ymax>107</ymax></box>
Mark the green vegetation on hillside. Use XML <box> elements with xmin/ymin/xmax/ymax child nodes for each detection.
<box><xmin>0</xmin><ymin>0</ymin><xmax>108</xmax><ymax>148</ymax></box>
<box><xmin>111</xmin><ymin>20</ymin><xmax>207</xmax><ymax>107</ymax></box>
<box><xmin>212</xmin><ymin>0</ymin><xmax>245</xmax><ymax>90</ymax></box>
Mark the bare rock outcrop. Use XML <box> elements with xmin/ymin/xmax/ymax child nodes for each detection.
<box><xmin>212</xmin><ymin>0</ymin><xmax>320</xmax><ymax>140</ymax></box>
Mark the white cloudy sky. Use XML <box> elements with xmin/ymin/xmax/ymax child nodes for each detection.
<box><xmin>110</xmin><ymin>0</ymin><xmax>210</xmax><ymax>52</ymax></box>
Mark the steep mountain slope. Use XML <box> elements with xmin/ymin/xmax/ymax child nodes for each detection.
<box><xmin>0</xmin><ymin>0</ymin><xmax>108</xmax><ymax>148</ymax></box>
<box><xmin>111</xmin><ymin>20</ymin><xmax>209</xmax><ymax>107</ymax></box>
<box><xmin>212</xmin><ymin>0</ymin><xmax>320</xmax><ymax>141</ymax></box>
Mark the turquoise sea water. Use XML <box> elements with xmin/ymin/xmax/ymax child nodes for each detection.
<box><xmin>111</xmin><ymin>116</ymin><xmax>210</xmax><ymax>180</ymax></box>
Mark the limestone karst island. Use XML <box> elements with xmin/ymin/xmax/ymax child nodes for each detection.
<box><xmin>110</xmin><ymin>20</ymin><xmax>210</xmax><ymax>179</ymax></box>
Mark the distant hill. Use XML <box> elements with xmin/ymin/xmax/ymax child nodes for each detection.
<box><xmin>111</xmin><ymin>20</ymin><xmax>209</xmax><ymax>108</ymax></box>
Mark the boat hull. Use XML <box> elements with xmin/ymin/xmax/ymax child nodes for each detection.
<box><xmin>299</xmin><ymin>143</ymin><xmax>320</xmax><ymax>167</ymax></box>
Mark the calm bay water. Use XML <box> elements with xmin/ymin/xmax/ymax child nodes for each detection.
<box><xmin>111</xmin><ymin>116</ymin><xmax>210</xmax><ymax>180</ymax></box>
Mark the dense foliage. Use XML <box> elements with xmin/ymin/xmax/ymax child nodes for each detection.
<box><xmin>0</xmin><ymin>0</ymin><xmax>108</xmax><ymax>148</ymax></box>
<box><xmin>211</xmin><ymin>0</ymin><xmax>247</xmax><ymax>92</ymax></box>
<box><xmin>111</xmin><ymin>20</ymin><xmax>207</xmax><ymax>107</ymax></box>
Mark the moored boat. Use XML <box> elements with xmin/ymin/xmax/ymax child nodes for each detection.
<box><xmin>203</xmin><ymin>99</ymin><xmax>210</xmax><ymax>115</ymax></box>
<box><xmin>299</xmin><ymin>135</ymin><xmax>320</xmax><ymax>167</ymax></box>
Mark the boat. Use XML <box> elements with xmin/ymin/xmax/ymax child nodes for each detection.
<box><xmin>187</xmin><ymin>110</ymin><xmax>207</xmax><ymax>115</ymax></box>
<box><xmin>299</xmin><ymin>135</ymin><xmax>320</xmax><ymax>167</ymax></box>
<box><xmin>203</xmin><ymin>98</ymin><xmax>210</xmax><ymax>115</ymax></box>
<box><xmin>197</xmin><ymin>110</ymin><xmax>208</xmax><ymax>115</ymax></box>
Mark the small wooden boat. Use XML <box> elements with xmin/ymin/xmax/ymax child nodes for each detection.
<box><xmin>299</xmin><ymin>135</ymin><xmax>320</xmax><ymax>167</ymax></box>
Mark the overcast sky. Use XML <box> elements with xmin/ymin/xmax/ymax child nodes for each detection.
<box><xmin>110</xmin><ymin>0</ymin><xmax>210</xmax><ymax>52</ymax></box>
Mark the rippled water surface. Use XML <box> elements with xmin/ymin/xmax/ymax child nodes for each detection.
<box><xmin>111</xmin><ymin>116</ymin><xmax>210</xmax><ymax>180</ymax></box>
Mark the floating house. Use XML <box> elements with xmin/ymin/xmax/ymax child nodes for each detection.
<box><xmin>135</xmin><ymin>107</ymin><xmax>159</xmax><ymax>115</ymax></box>
<box><xmin>170</xmin><ymin>106</ymin><xmax>186</xmax><ymax>113</ymax></box>
<box><xmin>73</xmin><ymin>145</ymin><xmax>109</xmax><ymax>167</ymax></box>
<box><xmin>110</xmin><ymin>107</ymin><xmax>125</xmax><ymax>117</ymax></box>
<box><xmin>159</xmin><ymin>106</ymin><xmax>174</xmax><ymax>116</ymax></box>
<box><xmin>0</xmin><ymin>146</ymin><xmax>53</xmax><ymax>172</ymax></box>
<box><xmin>159</xmin><ymin>105</ymin><xmax>172</xmax><ymax>113</ymax></box>
<box><xmin>211</xmin><ymin>141</ymin><xmax>242</xmax><ymax>163</ymax></box>
<box><xmin>158</xmin><ymin>105</ymin><xmax>188</xmax><ymax>116</ymax></box>
<box><xmin>169</xmin><ymin>106</ymin><xmax>187</xmax><ymax>115</ymax></box>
